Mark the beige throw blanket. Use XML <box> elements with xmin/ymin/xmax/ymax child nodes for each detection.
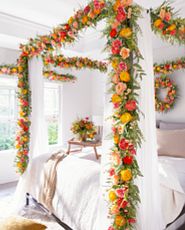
<box><xmin>39</xmin><ymin>151</ymin><xmax>67</xmax><ymax>211</ymax></box>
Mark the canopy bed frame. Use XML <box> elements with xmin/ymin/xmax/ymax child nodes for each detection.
<box><xmin>0</xmin><ymin>0</ymin><xmax>185</xmax><ymax>229</ymax></box>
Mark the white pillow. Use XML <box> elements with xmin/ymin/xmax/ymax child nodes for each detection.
<box><xmin>157</xmin><ymin>128</ymin><xmax>185</xmax><ymax>158</ymax></box>
<box><xmin>159</xmin><ymin>121</ymin><xmax>185</xmax><ymax>130</ymax></box>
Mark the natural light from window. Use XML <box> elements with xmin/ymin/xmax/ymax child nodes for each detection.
<box><xmin>0</xmin><ymin>77</ymin><xmax>17</xmax><ymax>151</ymax></box>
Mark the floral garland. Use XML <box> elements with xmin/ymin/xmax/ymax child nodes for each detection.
<box><xmin>155</xmin><ymin>75</ymin><xmax>177</xmax><ymax>112</ymax></box>
<box><xmin>15</xmin><ymin>0</ymin><xmax>108</xmax><ymax>174</ymax></box>
<box><xmin>105</xmin><ymin>1</ymin><xmax>144</xmax><ymax>229</ymax></box>
<box><xmin>13</xmin><ymin>0</ymin><xmax>144</xmax><ymax>227</ymax></box>
<box><xmin>151</xmin><ymin>1</ymin><xmax>185</xmax><ymax>45</ymax></box>
<box><xmin>43</xmin><ymin>54</ymin><xmax>108</xmax><ymax>72</ymax></box>
<box><xmin>154</xmin><ymin>56</ymin><xmax>185</xmax><ymax>75</ymax></box>
<box><xmin>0</xmin><ymin>65</ymin><xmax>19</xmax><ymax>76</ymax></box>
<box><xmin>43</xmin><ymin>70</ymin><xmax>77</xmax><ymax>82</ymax></box>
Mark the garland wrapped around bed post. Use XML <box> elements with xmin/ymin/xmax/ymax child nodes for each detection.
<box><xmin>105</xmin><ymin>1</ymin><xmax>144</xmax><ymax>229</ymax></box>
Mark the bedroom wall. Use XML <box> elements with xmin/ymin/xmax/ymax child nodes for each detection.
<box><xmin>153</xmin><ymin>37</ymin><xmax>185</xmax><ymax>124</ymax></box>
<box><xmin>0</xmin><ymin>47</ymin><xmax>20</xmax><ymax>184</ymax></box>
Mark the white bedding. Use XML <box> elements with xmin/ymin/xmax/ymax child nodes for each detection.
<box><xmin>24</xmin><ymin>152</ymin><xmax>185</xmax><ymax>230</ymax></box>
<box><xmin>27</xmin><ymin>153</ymin><xmax>107</xmax><ymax>230</ymax></box>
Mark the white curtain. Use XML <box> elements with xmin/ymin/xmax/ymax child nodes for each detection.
<box><xmin>13</xmin><ymin>57</ymin><xmax>49</xmax><ymax>210</ymax></box>
<box><xmin>136</xmin><ymin>11</ymin><xmax>164</xmax><ymax>230</ymax></box>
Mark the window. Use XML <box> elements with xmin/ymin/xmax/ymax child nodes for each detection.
<box><xmin>0</xmin><ymin>77</ymin><xmax>17</xmax><ymax>151</ymax></box>
<box><xmin>44</xmin><ymin>82</ymin><xmax>62</xmax><ymax>145</ymax></box>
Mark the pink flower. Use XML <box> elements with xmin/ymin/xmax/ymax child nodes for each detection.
<box><xmin>117</xmin><ymin>198</ymin><xmax>128</xmax><ymax>208</ymax></box>
<box><xmin>111</xmin><ymin>47</ymin><xmax>120</xmax><ymax>55</ymax></box>
<box><xmin>108</xmin><ymin>226</ymin><xmax>115</xmax><ymax>230</ymax></box>
<box><xmin>116</xmin><ymin>7</ymin><xmax>127</xmax><ymax>22</ymax></box>
<box><xmin>72</xmin><ymin>21</ymin><xmax>78</xmax><ymax>29</ymax></box>
<box><xmin>116</xmin><ymin>82</ymin><xmax>127</xmax><ymax>95</ymax></box>
<box><xmin>112</xmin><ymin>74</ymin><xmax>119</xmax><ymax>84</ymax></box>
<box><xmin>116</xmin><ymin>188</ymin><xmax>127</xmax><ymax>198</ymax></box>
<box><xmin>112</xmin><ymin>39</ymin><xmax>122</xmax><ymax>48</ymax></box>
<box><xmin>125</xmin><ymin>100</ymin><xmax>137</xmax><ymax>111</ymax></box>
<box><xmin>120</xmin><ymin>47</ymin><xmax>130</xmax><ymax>59</ymax></box>
<box><xmin>109</xmin><ymin>168</ymin><xmax>115</xmax><ymax>176</ymax></box>
<box><xmin>128</xmin><ymin>218</ymin><xmax>136</xmax><ymax>223</ymax></box>
<box><xmin>114</xmin><ymin>102</ymin><xmax>120</xmax><ymax>109</ymax></box>
<box><xmin>111</xmin><ymin>20</ymin><xmax>120</xmax><ymax>29</ymax></box>
<box><xmin>119</xmin><ymin>61</ymin><xmax>128</xmax><ymax>71</ymax></box>
<box><xmin>165</xmin><ymin>12</ymin><xmax>171</xmax><ymax>21</ymax></box>
<box><xmin>119</xmin><ymin>138</ymin><xmax>129</xmax><ymax>150</ymax></box>
<box><xmin>112</xmin><ymin>152</ymin><xmax>122</xmax><ymax>166</ymax></box>
<box><xmin>84</xmin><ymin>5</ymin><xmax>91</xmax><ymax>14</ymax></box>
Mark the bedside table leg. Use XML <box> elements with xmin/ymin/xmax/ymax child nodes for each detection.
<box><xmin>94</xmin><ymin>147</ymin><xmax>99</xmax><ymax>160</ymax></box>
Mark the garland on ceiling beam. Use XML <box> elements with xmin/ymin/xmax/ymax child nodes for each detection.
<box><xmin>43</xmin><ymin>54</ymin><xmax>108</xmax><ymax>72</ymax></box>
<box><xmin>43</xmin><ymin>70</ymin><xmax>77</xmax><ymax>82</ymax></box>
<box><xmin>0</xmin><ymin>65</ymin><xmax>20</xmax><ymax>76</ymax></box>
<box><xmin>151</xmin><ymin>1</ymin><xmax>185</xmax><ymax>45</ymax></box>
<box><xmin>154</xmin><ymin>56</ymin><xmax>185</xmax><ymax>75</ymax></box>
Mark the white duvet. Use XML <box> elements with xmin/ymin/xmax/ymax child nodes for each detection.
<box><xmin>27</xmin><ymin>153</ymin><xmax>107</xmax><ymax>230</ymax></box>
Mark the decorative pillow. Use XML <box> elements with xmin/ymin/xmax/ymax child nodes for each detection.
<box><xmin>159</xmin><ymin>121</ymin><xmax>185</xmax><ymax>130</ymax></box>
<box><xmin>0</xmin><ymin>216</ymin><xmax>46</xmax><ymax>230</ymax></box>
<box><xmin>156</xmin><ymin>128</ymin><xmax>185</xmax><ymax>158</ymax></box>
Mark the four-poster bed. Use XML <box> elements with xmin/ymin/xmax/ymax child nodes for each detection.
<box><xmin>0</xmin><ymin>0</ymin><xmax>185</xmax><ymax>229</ymax></box>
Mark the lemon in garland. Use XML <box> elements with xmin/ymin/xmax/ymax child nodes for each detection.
<box><xmin>115</xmin><ymin>215</ymin><xmax>126</xmax><ymax>227</ymax></box>
<box><xmin>120</xmin><ymin>71</ymin><xmax>131</xmax><ymax>82</ymax></box>
<box><xmin>120</xmin><ymin>169</ymin><xmax>132</xmax><ymax>182</ymax></box>
<box><xmin>109</xmin><ymin>190</ymin><xmax>117</xmax><ymax>202</ymax></box>
<box><xmin>120</xmin><ymin>112</ymin><xmax>132</xmax><ymax>124</ymax></box>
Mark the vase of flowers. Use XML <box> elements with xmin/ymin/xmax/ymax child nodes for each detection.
<box><xmin>71</xmin><ymin>117</ymin><xmax>97</xmax><ymax>142</ymax></box>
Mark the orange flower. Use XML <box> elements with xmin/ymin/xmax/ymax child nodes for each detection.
<box><xmin>112</xmin><ymin>94</ymin><xmax>122</xmax><ymax>103</ymax></box>
<box><xmin>115</xmin><ymin>215</ymin><xmax>126</xmax><ymax>227</ymax></box>
<box><xmin>120</xmin><ymin>47</ymin><xmax>130</xmax><ymax>60</ymax></box>
<box><xmin>82</xmin><ymin>16</ymin><xmax>88</xmax><ymax>24</ymax></box>
<box><xmin>120</xmin><ymin>28</ymin><xmax>132</xmax><ymax>38</ymax></box>
<box><xmin>120</xmin><ymin>71</ymin><xmax>130</xmax><ymax>82</ymax></box>
<box><xmin>167</xmin><ymin>24</ymin><xmax>176</xmax><ymax>31</ymax></box>
<box><xmin>114</xmin><ymin>135</ymin><xmax>119</xmax><ymax>144</ymax></box>
<box><xmin>120</xmin><ymin>169</ymin><xmax>132</xmax><ymax>181</ymax></box>
<box><xmin>154</xmin><ymin>19</ymin><xmax>162</xmax><ymax>28</ymax></box>
<box><xmin>122</xmin><ymin>0</ymin><xmax>133</xmax><ymax>7</ymax></box>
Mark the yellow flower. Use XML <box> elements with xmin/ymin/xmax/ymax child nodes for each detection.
<box><xmin>112</xmin><ymin>59</ymin><xmax>119</xmax><ymax>69</ymax></box>
<box><xmin>120</xmin><ymin>71</ymin><xmax>131</xmax><ymax>82</ymax></box>
<box><xmin>17</xmin><ymin>162</ymin><xmax>22</xmax><ymax>169</ymax></box>
<box><xmin>109</xmin><ymin>190</ymin><xmax>117</xmax><ymax>202</ymax></box>
<box><xmin>115</xmin><ymin>215</ymin><xmax>126</xmax><ymax>227</ymax></box>
<box><xmin>22</xmin><ymin>89</ymin><xmax>28</xmax><ymax>95</ymax></box>
<box><xmin>120</xmin><ymin>112</ymin><xmax>132</xmax><ymax>123</ymax></box>
<box><xmin>154</xmin><ymin>19</ymin><xmax>162</xmax><ymax>28</ymax></box>
<box><xmin>68</xmin><ymin>17</ymin><xmax>74</xmax><ymax>25</ymax></box>
<box><xmin>11</xmin><ymin>68</ymin><xmax>17</xmax><ymax>73</ymax></box>
<box><xmin>112</xmin><ymin>94</ymin><xmax>122</xmax><ymax>103</ymax></box>
<box><xmin>120</xmin><ymin>28</ymin><xmax>132</xmax><ymax>38</ymax></box>
<box><xmin>120</xmin><ymin>169</ymin><xmax>132</xmax><ymax>181</ymax></box>
<box><xmin>16</xmin><ymin>144</ymin><xmax>21</xmax><ymax>149</ymax></box>
<box><xmin>82</xmin><ymin>16</ymin><xmax>88</xmax><ymax>24</ymax></box>
<box><xmin>114</xmin><ymin>135</ymin><xmax>119</xmax><ymax>144</ymax></box>
<box><xmin>173</xmin><ymin>64</ymin><xmax>177</xmax><ymax>69</ymax></box>
<box><xmin>19</xmin><ymin>110</ymin><xmax>25</xmax><ymax>117</ymax></box>
<box><xmin>18</xmin><ymin>66</ymin><xmax>23</xmax><ymax>73</ymax></box>
<box><xmin>156</xmin><ymin>66</ymin><xmax>161</xmax><ymax>72</ymax></box>
<box><xmin>167</xmin><ymin>24</ymin><xmax>176</xmax><ymax>31</ymax></box>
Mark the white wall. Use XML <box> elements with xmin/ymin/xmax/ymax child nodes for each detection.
<box><xmin>153</xmin><ymin>41</ymin><xmax>185</xmax><ymax>123</ymax></box>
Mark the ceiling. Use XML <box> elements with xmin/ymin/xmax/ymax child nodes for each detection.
<box><xmin>0</xmin><ymin>0</ymin><xmax>184</xmax><ymax>52</ymax></box>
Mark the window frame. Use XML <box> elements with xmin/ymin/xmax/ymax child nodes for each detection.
<box><xmin>44</xmin><ymin>81</ymin><xmax>63</xmax><ymax>149</ymax></box>
<box><xmin>0</xmin><ymin>76</ymin><xmax>18</xmax><ymax>153</ymax></box>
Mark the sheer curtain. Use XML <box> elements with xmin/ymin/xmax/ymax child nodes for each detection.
<box><xmin>13</xmin><ymin>57</ymin><xmax>49</xmax><ymax>210</ymax></box>
<box><xmin>136</xmin><ymin>11</ymin><xmax>164</xmax><ymax>230</ymax></box>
